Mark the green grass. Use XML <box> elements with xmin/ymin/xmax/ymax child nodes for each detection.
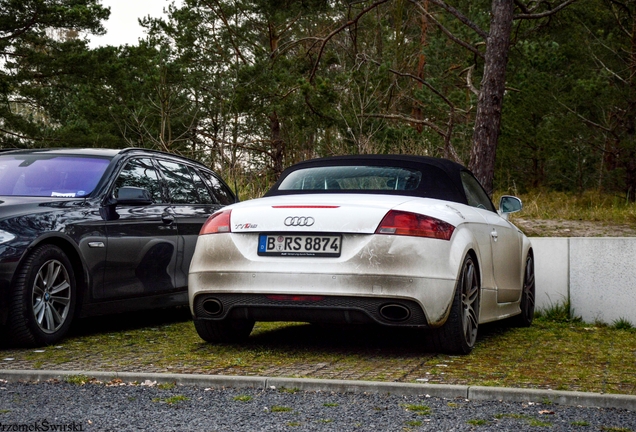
<box><xmin>571</xmin><ymin>420</ymin><xmax>590</xmax><ymax>426</ymax></box>
<box><xmin>467</xmin><ymin>419</ymin><xmax>489</xmax><ymax>426</ymax></box>
<box><xmin>233</xmin><ymin>395</ymin><xmax>253</xmax><ymax>402</ymax></box>
<box><xmin>271</xmin><ymin>405</ymin><xmax>293</xmax><ymax>413</ymax></box>
<box><xmin>64</xmin><ymin>375</ymin><xmax>92</xmax><ymax>386</ymax></box>
<box><xmin>494</xmin><ymin>413</ymin><xmax>553</xmax><ymax>427</ymax></box>
<box><xmin>157</xmin><ymin>382</ymin><xmax>176</xmax><ymax>390</ymax></box>
<box><xmin>499</xmin><ymin>189</ymin><xmax>636</xmax><ymax>225</ymax></box>
<box><xmin>535</xmin><ymin>300</ymin><xmax>581</xmax><ymax>323</ymax></box>
<box><xmin>401</xmin><ymin>404</ymin><xmax>431</xmax><ymax>415</ymax></box>
<box><xmin>152</xmin><ymin>395</ymin><xmax>189</xmax><ymax>404</ymax></box>
<box><xmin>2</xmin><ymin>307</ymin><xmax>636</xmax><ymax>395</ymax></box>
<box><xmin>612</xmin><ymin>318</ymin><xmax>635</xmax><ymax>331</ymax></box>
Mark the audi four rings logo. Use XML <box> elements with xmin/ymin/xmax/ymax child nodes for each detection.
<box><xmin>284</xmin><ymin>216</ymin><xmax>315</xmax><ymax>226</ymax></box>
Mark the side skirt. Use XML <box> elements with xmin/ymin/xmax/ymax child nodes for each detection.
<box><xmin>78</xmin><ymin>292</ymin><xmax>188</xmax><ymax>318</ymax></box>
<box><xmin>478</xmin><ymin>289</ymin><xmax>521</xmax><ymax>324</ymax></box>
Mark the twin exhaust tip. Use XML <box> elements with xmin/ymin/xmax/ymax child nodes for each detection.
<box><xmin>202</xmin><ymin>298</ymin><xmax>411</xmax><ymax>323</ymax></box>
<box><xmin>202</xmin><ymin>298</ymin><xmax>223</xmax><ymax>316</ymax></box>
<box><xmin>379</xmin><ymin>303</ymin><xmax>411</xmax><ymax>322</ymax></box>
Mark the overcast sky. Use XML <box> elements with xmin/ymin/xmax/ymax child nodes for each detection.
<box><xmin>88</xmin><ymin>0</ymin><xmax>180</xmax><ymax>48</ymax></box>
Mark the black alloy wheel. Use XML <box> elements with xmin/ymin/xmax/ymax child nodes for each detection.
<box><xmin>430</xmin><ymin>254</ymin><xmax>480</xmax><ymax>355</ymax></box>
<box><xmin>513</xmin><ymin>253</ymin><xmax>535</xmax><ymax>327</ymax></box>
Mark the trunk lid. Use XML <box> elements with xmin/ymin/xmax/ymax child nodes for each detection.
<box><xmin>229</xmin><ymin>194</ymin><xmax>415</xmax><ymax>234</ymax></box>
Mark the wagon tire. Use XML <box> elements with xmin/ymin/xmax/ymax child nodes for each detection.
<box><xmin>429</xmin><ymin>254</ymin><xmax>480</xmax><ymax>355</ymax></box>
<box><xmin>512</xmin><ymin>253</ymin><xmax>535</xmax><ymax>327</ymax></box>
<box><xmin>193</xmin><ymin>318</ymin><xmax>254</xmax><ymax>343</ymax></box>
<box><xmin>8</xmin><ymin>244</ymin><xmax>77</xmax><ymax>347</ymax></box>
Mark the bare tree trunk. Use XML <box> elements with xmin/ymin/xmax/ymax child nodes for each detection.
<box><xmin>626</xmin><ymin>13</ymin><xmax>636</xmax><ymax>201</ymax></box>
<box><xmin>269</xmin><ymin>24</ymin><xmax>285</xmax><ymax>178</ymax></box>
<box><xmin>411</xmin><ymin>0</ymin><xmax>429</xmax><ymax>133</ymax></box>
<box><xmin>269</xmin><ymin>111</ymin><xmax>285</xmax><ymax>177</ymax></box>
<box><xmin>469</xmin><ymin>0</ymin><xmax>514</xmax><ymax>194</ymax></box>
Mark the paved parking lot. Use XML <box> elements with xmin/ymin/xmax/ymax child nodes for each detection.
<box><xmin>1</xmin><ymin>308</ymin><xmax>635</xmax><ymax>397</ymax></box>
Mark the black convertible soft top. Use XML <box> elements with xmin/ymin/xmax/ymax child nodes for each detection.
<box><xmin>266</xmin><ymin>154</ymin><xmax>475</xmax><ymax>205</ymax></box>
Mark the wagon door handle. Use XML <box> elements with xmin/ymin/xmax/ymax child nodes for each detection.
<box><xmin>162</xmin><ymin>212</ymin><xmax>175</xmax><ymax>224</ymax></box>
<box><xmin>491</xmin><ymin>229</ymin><xmax>498</xmax><ymax>242</ymax></box>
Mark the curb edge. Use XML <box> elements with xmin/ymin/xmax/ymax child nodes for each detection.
<box><xmin>1</xmin><ymin>369</ymin><xmax>634</xmax><ymax>411</ymax></box>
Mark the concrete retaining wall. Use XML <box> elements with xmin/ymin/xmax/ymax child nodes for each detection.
<box><xmin>530</xmin><ymin>237</ymin><xmax>636</xmax><ymax>325</ymax></box>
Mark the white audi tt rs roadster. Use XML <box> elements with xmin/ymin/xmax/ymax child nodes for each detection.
<box><xmin>188</xmin><ymin>155</ymin><xmax>534</xmax><ymax>354</ymax></box>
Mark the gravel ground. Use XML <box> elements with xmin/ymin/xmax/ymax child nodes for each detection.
<box><xmin>512</xmin><ymin>217</ymin><xmax>636</xmax><ymax>237</ymax></box>
<box><xmin>0</xmin><ymin>381</ymin><xmax>634</xmax><ymax>431</ymax></box>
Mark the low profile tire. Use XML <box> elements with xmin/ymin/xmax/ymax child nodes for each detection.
<box><xmin>8</xmin><ymin>245</ymin><xmax>77</xmax><ymax>347</ymax></box>
<box><xmin>512</xmin><ymin>253</ymin><xmax>535</xmax><ymax>327</ymax></box>
<box><xmin>430</xmin><ymin>254</ymin><xmax>480</xmax><ymax>355</ymax></box>
<box><xmin>193</xmin><ymin>318</ymin><xmax>255</xmax><ymax>343</ymax></box>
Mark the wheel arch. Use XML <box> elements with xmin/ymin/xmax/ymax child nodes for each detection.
<box><xmin>522</xmin><ymin>235</ymin><xmax>534</xmax><ymax>263</ymax></box>
<box><xmin>465</xmin><ymin>248</ymin><xmax>481</xmax><ymax>282</ymax></box>
<box><xmin>521</xmin><ymin>237</ymin><xmax>534</xmax><ymax>291</ymax></box>
<box><xmin>449</xmin><ymin>223</ymin><xmax>485</xmax><ymax>293</ymax></box>
<box><xmin>525</xmin><ymin>245</ymin><xmax>534</xmax><ymax>262</ymax></box>
<box><xmin>432</xmin><ymin>245</ymin><xmax>481</xmax><ymax>328</ymax></box>
<box><xmin>13</xmin><ymin>234</ymin><xmax>89</xmax><ymax>314</ymax></box>
<box><xmin>429</xmin><ymin>248</ymin><xmax>482</xmax><ymax>354</ymax></box>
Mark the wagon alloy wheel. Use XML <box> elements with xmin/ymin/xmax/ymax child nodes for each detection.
<box><xmin>8</xmin><ymin>245</ymin><xmax>77</xmax><ymax>347</ymax></box>
<box><xmin>32</xmin><ymin>259</ymin><xmax>72</xmax><ymax>334</ymax></box>
<box><xmin>513</xmin><ymin>254</ymin><xmax>535</xmax><ymax>327</ymax></box>
<box><xmin>429</xmin><ymin>254</ymin><xmax>480</xmax><ymax>355</ymax></box>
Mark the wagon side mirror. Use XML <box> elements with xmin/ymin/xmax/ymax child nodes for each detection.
<box><xmin>115</xmin><ymin>187</ymin><xmax>153</xmax><ymax>206</ymax></box>
<box><xmin>499</xmin><ymin>195</ymin><xmax>523</xmax><ymax>219</ymax></box>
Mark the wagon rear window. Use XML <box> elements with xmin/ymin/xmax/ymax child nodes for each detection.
<box><xmin>0</xmin><ymin>155</ymin><xmax>111</xmax><ymax>197</ymax></box>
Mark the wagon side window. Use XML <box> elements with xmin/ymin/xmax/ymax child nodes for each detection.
<box><xmin>201</xmin><ymin>172</ymin><xmax>236</xmax><ymax>205</ymax></box>
<box><xmin>189</xmin><ymin>167</ymin><xmax>217</xmax><ymax>205</ymax></box>
<box><xmin>113</xmin><ymin>158</ymin><xmax>163</xmax><ymax>203</ymax></box>
<box><xmin>155</xmin><ymin>159</ymin><xmax>199</xmax><ymax>204</ymax></box>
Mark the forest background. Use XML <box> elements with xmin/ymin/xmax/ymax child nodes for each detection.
<box><xmin>1</xmin><ymin>0</ymin><xmax>635</xmax><ymax>203</ymax></box>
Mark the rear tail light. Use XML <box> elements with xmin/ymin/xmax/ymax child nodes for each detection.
<box><xmin>200</xmin><ymin>210</ymin><xmax>232</xmax><ymax>235</ymax></box>
<box><xmin>375</xmin><ymin>210</ymin><xmax>454</xmax><ymax>240</ymax></box>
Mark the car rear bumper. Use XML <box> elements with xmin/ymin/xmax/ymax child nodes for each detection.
<box><xmin>189</xmin><ymin>272</ymin><xmax>456</xmax><ymax>326</ymax></box>
<box><xmin>192</xmin><ymin>292</ymin><xmax>430</xmax><ymax>327</ymax></box>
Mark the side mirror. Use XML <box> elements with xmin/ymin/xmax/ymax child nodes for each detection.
<box><xmin>499</xmin><ymin>195</ymin><xmax>523</xmax><ymax>218</ymax></box>
<box><xmin>116</xmin><ymin>187</ymin><xmax>153</xmax><ymax>206</ymax></box>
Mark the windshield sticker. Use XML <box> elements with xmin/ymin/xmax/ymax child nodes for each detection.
<box><xmin>51</xmin><ymin>192</ymin><xmax>76</xmax><ymax>198</ymax></box>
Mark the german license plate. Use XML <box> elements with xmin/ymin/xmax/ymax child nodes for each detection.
<box><xmin>258</xmin><ymin>234</ymin><xmax>341</xmax><ymax>257</ymax></box>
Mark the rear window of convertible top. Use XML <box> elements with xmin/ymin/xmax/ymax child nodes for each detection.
<box><xmin>274</xmin><ymin>165</ymin><xmax>463</xmax><ymax>202</ymax></box>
